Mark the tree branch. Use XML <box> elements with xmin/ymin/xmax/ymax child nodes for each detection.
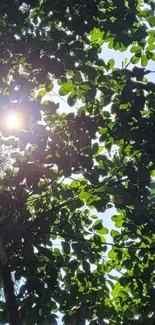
<box><xmin>6</xmin><ymin>197</ymin><xmax>78</xmax><ymax>255</ymax></box>
<box><xmin>31</xmin><ymin>230</ymin><xmax>152</xmax><ymax>252</ymax></box>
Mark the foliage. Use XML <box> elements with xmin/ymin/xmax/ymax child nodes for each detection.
<box><xmin>0</xmin><ymin>0</ymin><xmax>155</xmax><ymax>325</ymax></box>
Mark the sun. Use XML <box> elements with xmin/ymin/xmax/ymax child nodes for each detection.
<box><xmin>6</xmin><ymin>113</ymin><xmax>22</xmax><ymax>129</ymax></box>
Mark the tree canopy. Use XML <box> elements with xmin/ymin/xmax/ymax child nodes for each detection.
<box><xmin>0</xmin><ymin>0</ymin><xmax>155</xmax><ymax>324</ymax></box>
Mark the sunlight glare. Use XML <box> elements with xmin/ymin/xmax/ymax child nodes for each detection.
<box><xmin>6</xmin><ymin>113</ymin><xmax>21</xmax><ymax>129</ymax></box>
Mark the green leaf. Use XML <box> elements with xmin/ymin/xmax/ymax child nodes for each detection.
<box><xmin>146</xmin><ymin>44</ymin><xmax>155</xmax><ymax>51</ymax></box>
<box><xmin>38</xmin><ymin>89</ymin><xmax>46</xmax><ymax>97</ymax></box>
<box><xmin>107</xmin><ymin>59</ymin><xmax>115</xmax><ymax>70</ymax></box>
<box><xmin>97</xmin><ymin>226</ymin><xmax>109</xmax><ymax>235</ymax></box>
<box><xmin>119</xmin><ymin>277</ymin><xmax>130</xmax><ymax>287</ymax></box>
<box><xmin>45</xmin><ymin>79</ymin><xmax>54</xmax><ymax>92</ymax></box>
<box><xmin>67</xmin><ymin>94</ymin><xmax>77</xmax><ymax>107</ymax></box>
<box><xmin>111</xmin><ymin>214</ymin><xmax>123</xmax><ymax>222</ymax></box>
<box><xmin>92</xmin><ymin>220</ymin><xmax>108</xmax><ymax>234</ymax></box>
<box><xmin>141</xmin><ymin>54</ymin><xmax>148</xmax><ymax>67</ymax></box>
<box><xmin>92</xmin><ymin>219</ymin><xmax>103</xmax><ymax>230</ymax></box>
<box><xmin>68</xmin><ymin>259</ymin><xmax>79</xmax><ymax>271</ymax></box>
<box><xmin>91</xmin><ymin>199</ymin><xmax>107</xmax><ymax>212</ymax></box>
<box><xmin>111</xmin><ymin>229</ymin><xmax>120</xmax><ymax>238</ymax></box>
<box><xmin>149</xmin><ymin>16</ymin><xmax>155</xmax><ymax>27</ymax></box>
<box><xmin>59</xmin><ymin>83</ymin><xmax>73</xmax><ymax>96</ymax></box>
<box><xmin>73</xmin><ymin>72</ymin><xmax>82</xmax><ymax>83</ymax></box>
<box><xmin>148</xmin><ymin>35</ymin><xmax>155</xmax><ymax>44</ymax></box>
<box><xmin>82</xmin><ymin>260</ymin><xmax>90</xmax><ymax>272</ymax></box>
<box><xmin>91</xmin><ymin>28</ymin><xmax>103</xmax><ymax>42</ymax></box>
<box><xmin>130</xmin><ymin>55</ymin><xmax>140</xmax><ymax>64</ymax></box>
<box><xmin>39</xmin><ymin>309</ymin><xmax>43</xmax><ymax>316</ymax></box>
<box><xmin>108</xmin><ymin>249</ymin><xmax>117</xmax><ymax>258</ymax></box>
<box><xmin>130</xmin><ymin>46</ymin><xmax>142</xmax><ymax>53</ymax></box>
<box><xmin>62</xmin><ymin>242</ymin><xmax>70</xmax><ymax>255</ymax></box>
<box><xmin>94</xmin><ymin>146</ymin><xmax>104</xmax><ymax>156</ymax></box>
<box><xmin>10</xmin><ymin>152</ymin><xmax>22</xmax><ymax>160</ymax></box>
<box><xmin>123</xmin><ymin>58</ymin><xmax>128</xmax><ymax>66</ymax></box>
<box><xmin>30</xmin><ymin>89</ymin><xmax>36</xmax><ymax>99</ymax></box>
<box><xmin>69</xmin><ymin>198</ymin><xmax>84</xmax><ymax>211</ymax></box>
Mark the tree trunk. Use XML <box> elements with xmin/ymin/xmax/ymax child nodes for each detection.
<box><xmin>0</xmin><ymin>237</ymin><xmax>20</xmax><ymax>325</ymax></box>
